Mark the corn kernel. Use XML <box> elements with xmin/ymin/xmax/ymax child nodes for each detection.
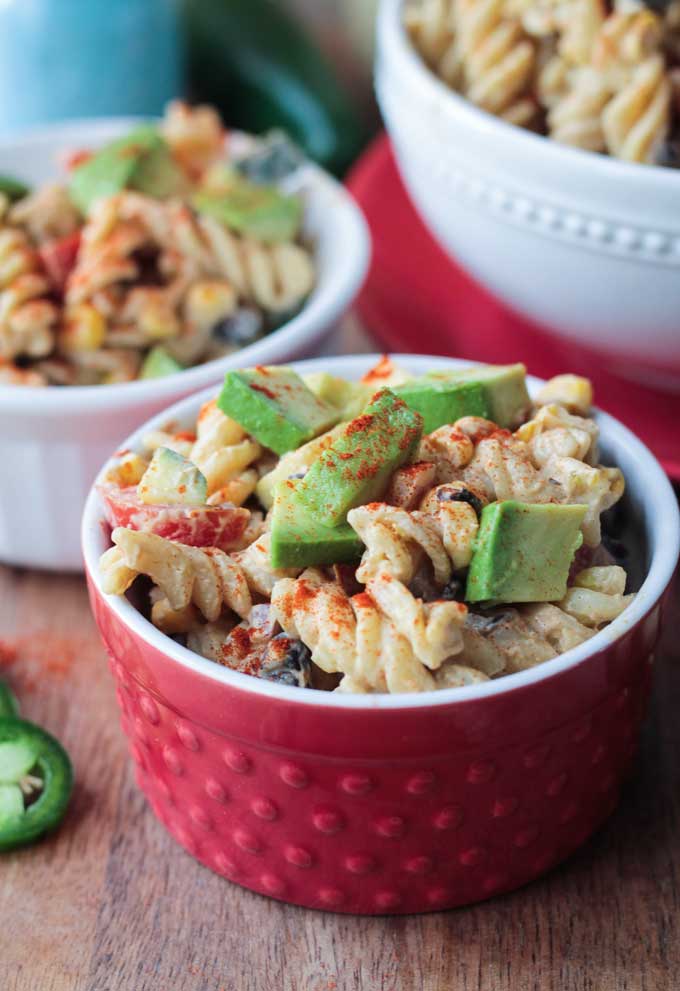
<box><xmin>534</xmin><ymin>374</ymin><xmax>593</xmax><ymax>416</ymax></box>
<box><xmin>138</xmin><ymin>300</ymin><xmax>181</xmax><ymax>341</ymax></box>
<box><xmin>185</xmin><ymin>280</ymin><xmax>237</xmax><ymax>332</ymax></box>
<box><xmin>59</xmin><ymin>303</ymin><xmax>106</xmax><ymax>352</ymax></box>
<box><xmin>108</xmin><ymin>452</ymin><xmax>148</xmax><ymax>487</ymax></box>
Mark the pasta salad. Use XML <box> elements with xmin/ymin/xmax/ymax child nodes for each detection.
<box><xmin>98</xmin><ymin>359</ymin><xmax>635</xmax><ymax>694</ymax></box>
<box><xmin>406</xmin><ymin>0</ymin><xmax>680</xmax><ymax>165</ymax></box>
<box><xmin>0</xmin><ymin>102</ymin><xmax>315</xmax><ymax>386</ymax></box>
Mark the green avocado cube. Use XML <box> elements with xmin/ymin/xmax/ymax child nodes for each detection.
<box><xmin>270</xmin><ymin>480</ymin><xmax>364</xmax><ymax>568</ymax></box>
<box><xmin>425</xmin><ymin>363</ymin><xmax>530</xmax><ymax>429</ymax></box>
<box><xmin>137</xmin><ymin>448</ymin><xmax>207</xmax><ymax>507</ymax></box>
<box><xmin>139</xmin><ymin>346</ymin><xmax>184</xmax><ymax>380</ymax></box>
<box><xmin>217</xmin><ymin>367</ymin><xmax>339</xmax><ymax>455</ymax></box>
<box><xmin>297</xmin><ymin>389</ymin><xmax>423</xmax><ymax>528</ymax></box>
<box><xmin>255</xmin><ymin>422</ymin><xmax>348</xmax><ymax>510</ymax></box>
<box><xmin>465</xmin><ymin>501</ymin><xmax>587</xmax><ymax>604</ymax></box>
<box><xmin>393</xmin><ymin>379</ymin><xmax>490</xmax><ymax>433</ymax></box>
<box><xmin>192</xmin><ymin>176</ymin><xmax>303</xmax><ymax>243</ymax></box>
<box><xmin>69</xmin><ymin>126</ymin><xmax>186</xmax><ymax>214</ymax></box>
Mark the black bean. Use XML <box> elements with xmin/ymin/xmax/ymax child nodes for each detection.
<box><xmin>436</xmin><ymin>486</ymin><xmax>484</xmax><ymax>517</ymax></box>
<box><xmin>212</xmin><ymin>308</ymin><xmax>264</xmax><ymax>347</ymax></box>
<box><xmin>440</xmin><ymin>578</ymin><xmax>465</xmax><ymax>602</ymax></box>
<box><xmin>260</xmin><ymin>634</ymin><xmax>312</xmax><ymax>688</ymax></box>
<box><xmin>466</xmin><ymin>610</ymin><xmax>515</xmax><ymax>632</ymax></box>
<box><xmin>287</xmin><ymin>471</ymin><xmax>307</xmax><ymax>480</ymax></box>
<box><xmin>260</xmin><ymin>666</ymin><xmax>305</xmax><ymax>687</ymax></box>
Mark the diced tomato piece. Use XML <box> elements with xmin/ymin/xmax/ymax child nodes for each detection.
<box><xmin>39</xmin><ymin>231</ymin><xmax>81</xmax><ymax>294</ymax></box>
<box><xmin>99</xmin><ymin>484</ymin><xmax>251</xmax><ymax>551</ymax></box>
<box><xmin>62</xmin><ymin>149</ymin><xmax>93</xmax><ymax>171</ymax></box>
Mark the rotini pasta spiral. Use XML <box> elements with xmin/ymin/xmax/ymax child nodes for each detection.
<box><xmin>602</xmin><ymin>53</ymin><xmax>671</xmax><ymax>162</ymax></box>
<box><xmin>348</xmin><ymin>502</ymin><xmax>453</xmax><ymax>586</ymax></box>
<box><xmin>0</xmin><ymin>225</ymin><xmax>58</xmax><ymax>360</ymax></box>
<box><xmin>543</xmin><ymin>457</ymin><xmax>624</xmax><ymax>546</ymax></box>
<box><xmin>365</xmin><ymin>571</ymin><xmax>467</xmax><ymax>669</ymax></box>
<box><xmin>408</xmin><ymin>0</ymin><xmax>678</xmax><ymax>165</ymax></box>
<box><xmin>456</xmin><ymin>0</ymin><xmax>538</xmax><ymax>123</ymax></box>
<box><xmin>272</xmin><ymin>572</ymin><xmax>471</xmax><ymax>693</ymax></box>
<box><xmin>559</xmin><ymin>564</ymin><xmax>633</xmax><ymax>626</ymax></box>
<box><xmin>8</xmin><ymin>184</ymin><xmax>80</xmax><ymax>244</ymax></box>
<box><xmin>189</xmin><ymin>399</ymin><xmax>262</xmax><ymax>504</ymax></box>
<box><xmin>102</xmin><ymin>527</ymin><xmax>253</xmax><ymax>621</ymax></box>
<box><xmin>515</xmin><ymin>402</ymin><xmax>599</xmax><ymax>466</ymax></box>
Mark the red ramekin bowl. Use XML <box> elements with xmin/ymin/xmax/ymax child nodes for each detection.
<box><xmin>82</xmin><ymin>355</ymin><xmax>680</xmax><ymax>914</ymax></box>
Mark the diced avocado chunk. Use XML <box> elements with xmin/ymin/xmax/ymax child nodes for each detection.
<box><xmin>217</xmin><ymin>367</ymin><xmax>339</xmax><ymax>456</ymax></box>
<box><xmin>297</xmin><ymin>389</ymin><xmax>423</xmax><ymax>528</ymax></box>
<box><xmin>140</xmin><ymin>346</ymin><xmax>184</xmax><ymax>380</ymax></box>
<box><xmin>69</xmin><ymin>126</ymin><xmax>186</xmax><ymax>214</ymax></box>
<box><xmin>303</xmin><ymin>372</ymin><xmax>378</xmax><ymax>421</ymax></box>
<box><xmin>465</xmin><ymin>501</ymin><xmax>587</xmax><ymax>604</ymax></box>
<box><xmin>0</xmin><ymin>175</ymin><xmax>30</xmax><ymax>203</ymax></box>
<box><xmin>303</xmin><ymin>372</ymin><xmax>358</xmax><ymax>412</ymax></box>
<box><xmin>256</xmin><ymin>422</ymin><xmax>348</xmax><ymax>510</ymax></box>
<box><xmin>425</xmin><ymin>364</ymin><xmax>530</xmax><ymax>429</ymax></box>
<box><xmin>137</xmin><ymin>448</ymin><xmax>207</xmax><ymax>506</ymax></box>
<box><xmin>192</xmin><ymin>175</ymin><xmax>302</xmax><ymax>243</ymax></box>
<box><xmin>393</xmin><ymin>379</ymin><xmax>491</xmax><ymax>433</ymax></box>
<box><xmin>270</xmin><ymin>481</ymin><xmax>363</xmax><ymax>568</ymax></box>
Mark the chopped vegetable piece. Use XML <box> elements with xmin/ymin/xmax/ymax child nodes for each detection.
<box><xmin>217</xmin><ymin>366</ymin><xmax>339</xmax><ymax>455</ymax></box>
<box><xmin>98</xmin><ymin>481</ymin><xmax>250</xmax><ymax>551</ymax></box>
<box><xmin>297</xmin><ymin>389</ymin><xmax>423</xmax><ymax>527</ymax></box>
<box><xmin>0</xmin><ymin>717</ymin><xmax>73</xmax><ymax>852</ymax></box>
<box><xmin>69</xmin><ymin>126</ymin><xmax>186</xmax><ymax>214</ymax></box>
<box><xmin>140</xmin><ymin>347</ymin><xmax>184</xmax><ymax>380</ymax></box>
<box><xmin>270</xmin><ymin>480</ymin><xmax>363</xmax><ymax>568</ymax></box>
<box><xmin>466</xmin><ymin>501</ymin><xmax>587</xmax><ymax>604</ymax></box>
<box><xmin>393</xmin><ymin>378</ymin><xmax>490</xmax><ymax>433</ymax></box>
<box><xmin>424</xmin><ymin>364</ymin><xmax>530</xmax><ymax>429</ymax></box>
<box><xmin>193</xmin><ymin>179</ymin><xmax>303</xmax><ymax>243</ymax></box>
<box><xmin>38</xmin><ymin>232</ymin><xmax>81</xmax><ymax>294</ymax></box>
<box><xmin>137</xmin><ymin>448</ymin><xmax>208</xmax><ymax>507</ymax></box>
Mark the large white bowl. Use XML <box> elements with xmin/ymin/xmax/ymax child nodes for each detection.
<box><xmin>0</xmin><ymin>119</ymin><xmax>370</xmax><ymax>571</ymax></box>
<box><xmin>376</xmin><ymin>0</ymin><xmax>680</xmax><ymax>385</ymax></box>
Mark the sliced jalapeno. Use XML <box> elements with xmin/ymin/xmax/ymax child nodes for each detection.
<box><xmin>0</xmin><ymin>682</ymin><xmax>19</xmax><ymax>719</ymax></box>
<box><xmin>0</xmin><ymin>717</ymin><xmax>73</xmax><ymax>851</ymax></box>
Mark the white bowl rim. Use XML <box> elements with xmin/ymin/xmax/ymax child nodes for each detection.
<box><xmin>379</xmin><ymin>0</ymin><xmax>680</xmax><ymax>189</ymax></box>
<box><xmin>0</xmin><ymin>117</ymin><xmax>370</xmax><ymax>414</ymax></box>
<box><xmin>82</xmin><ymin>353</ymin><xmax>680</xmax><ymax>710</ymax></box>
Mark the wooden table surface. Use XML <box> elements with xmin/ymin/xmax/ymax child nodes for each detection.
<box><xmin>0</xmin><ymin>556</ymin><xmax>677</xmax><ymax>991</ymax></box>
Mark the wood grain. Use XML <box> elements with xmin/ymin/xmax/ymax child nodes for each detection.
<box><xmin>0</xmin><ymin>562</ymin><xmax>677</xmax><ymax>991</ymax></box>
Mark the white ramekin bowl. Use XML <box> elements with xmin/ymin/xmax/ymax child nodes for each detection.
<box><xmin>376</xmin><ymin>0</ymin><xmax>680</xmax><ymax>387</ymax></box>
<box><xmin>82</xmin><ymin>354</ymin><xmax>679</xmax><ymax>915</ymax></box>
<box><xmin>0</xmin><ymin>119</ymin><xmax>370</xmax><ymax>571</ymax></box>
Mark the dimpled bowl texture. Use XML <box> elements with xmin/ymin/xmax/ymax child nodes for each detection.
<box><xmin>82</xmin><ymin>355</ymin><xmax>679</xmax><ymax>915</ymax></box>
<box><xmin>376</xmin><ymin>0</ymin><xmax>680</xmax><ymax>386</ymax></box>
<box><xmin>0</xmin><ymin>119</ymin><xmax>370</xmax><ymax>571</ymax></box>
